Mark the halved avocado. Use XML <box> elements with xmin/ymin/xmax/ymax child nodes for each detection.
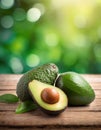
<box><xmin>28</xmin><ymin>80</ymin><xmax>68</xmax><ymax>115</ymax></box>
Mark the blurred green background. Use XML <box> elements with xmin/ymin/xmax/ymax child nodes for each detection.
<box><xmin>0</xmin><ymin>0</ymin><xmax>101</xmax><ymax>74</ymax></box>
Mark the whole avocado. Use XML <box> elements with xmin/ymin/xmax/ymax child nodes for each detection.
<box><xmin>16</xmin><ymin>63</ymin><xmax>58</xmax><ymax>101</ymax></box>
<box><xmin>55</xmin><ymin>72</ymin><xmax>95</xmax><ymax>106</ymax></box>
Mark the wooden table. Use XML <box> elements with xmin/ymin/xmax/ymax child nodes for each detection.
<box><xmin>0</xmin><ymin>74</ymin><xmax>101</xmax><ymax>130</ymax></box>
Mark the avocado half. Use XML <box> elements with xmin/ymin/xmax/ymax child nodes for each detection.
<box><xmin>28</xmin><ymin>80</ymin><xmax>68</xmax><ymax>115</ymax></box>
<box><xmin>55</xmin><ymin>72</ymin><xmax>95</xmax><ymax>106</ymax></box>
<box><xmin>16</xmin><ymin>63</ymin><xmax>58</xmax><ymax>101</ymax></box>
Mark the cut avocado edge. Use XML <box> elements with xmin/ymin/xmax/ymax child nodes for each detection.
<box><xmin>28</xmin><ymin>80</ymin><xmax>68</xmax><ymax>114</ymax></box>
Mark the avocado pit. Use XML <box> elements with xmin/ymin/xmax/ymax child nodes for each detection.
<box><xmin>41</xmin><ymin>88</ymin><xmax>59</xmax><ymax>104</ymax></box>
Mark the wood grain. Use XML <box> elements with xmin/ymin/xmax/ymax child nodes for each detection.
<box><xmin>0</xmin><ymin>74</ymin><xmax>101</xmax><ymax>130</ymax></box>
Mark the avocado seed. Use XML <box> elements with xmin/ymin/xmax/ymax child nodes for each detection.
<box><xmin>41</xmin><ymin>88</ymin><xmax>59</xmax><ymax>104</ymax></box>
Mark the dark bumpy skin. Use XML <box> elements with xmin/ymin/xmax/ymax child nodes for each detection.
<box><xmin>16</xmin><ymin>63</ymin><xmax>58</xmax><ymax>101</ymax></box>
<box><xmin>55</xmin><ymin>72</ymin><xmax>95</xmax><ymax>106</ymax></box>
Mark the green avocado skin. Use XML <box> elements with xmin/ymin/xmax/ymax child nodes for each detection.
<box><xmin>16</xmin><ymin>63</ymin><xmax>58</xmax><ymax>101</ymax></box>
<box><xmin>55</xmin><ymin>72</ymin><xmax>95</xmax><ymax>106</ymax></box>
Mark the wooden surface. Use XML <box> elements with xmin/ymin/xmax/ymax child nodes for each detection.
<box><xmin>0</xmin><ymin>74</ymin><xmax>101</xmax><ymax>130</ymax></box>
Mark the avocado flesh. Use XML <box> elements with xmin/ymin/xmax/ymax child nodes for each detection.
<box><xmin>56</xmin><ymin>72</ymin><xmax>95</xmax><ymax>106</ymax></box>
<box><xmin>28</xmin><ymin>80</ymin><xmax>68</xmax><ymax>115</ymax></box>
<box><xmin>16</xmin><ymin>63</ymin><xmax>58</xmax><ymax>101</ymax></box>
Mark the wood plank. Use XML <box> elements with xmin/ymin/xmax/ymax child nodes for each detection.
<box><xmin>0</xmin><ymin>74</ymin><xmax>101</xmax><ymax>129</ymax></box>
<box><xmin>89</xmin><ymin>83</ymin><xmax>101</xmax><ymax>90</ymax></box>
<box><xmin>0</xmin><ymin>74</ymin><xmax>22</xmax><ymax>80</ymax></box>
<box><xmin>0</xmin><ymin>81</ymin><xmax>18</xmax><ymax>87</ymax></box>
<box><xmin>0</xmin><ymin>74</ymin><xmax>101</xmax><ymax>86</ymax></box>
<box><xmin>0</xmin><ymin>90</ymin><xmax>16</xmax><ymax>95</ymax></box>
<box><xmin>0</xmin><ymin>74</ymin><xmax>100</xmax><ymax>83</ymax></box>
<box><xmin>0</xmin><ymin>127</ymin><xmax>101</xmax><ymax>130</ymax></box>
<box><xmin>0</xmin><ymin>103</ymin><xmax>18</xmax><ymax>111</ymax></box>
<box><xmin>0</xmin><ymin>111</ymin><xmax>101</xmax><ymax>126</ymax></box>
<box><xmin>0</xmin><ymin>74</ymin><xmax>101</xmax><ymax>90</ymax></box>
<box><xmin>82</xmin><ymin>74</ymin><xmax>101</xmax><ymax>83</ymax></box>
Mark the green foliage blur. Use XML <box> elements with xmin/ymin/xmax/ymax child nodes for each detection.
<box><xmin>0</xmin><ymin>0</ymin><xmax>101</xmax><ymax>74</ymax></box>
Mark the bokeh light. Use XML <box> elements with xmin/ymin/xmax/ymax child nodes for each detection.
<box><xmin>27</xmin><ymin>8</ymin><xmax>41</xmax><ymax>22</ymax></box>
<box><xmin>34</xmin><ymin>3</ymin><xmax>45</xmax><ymax>15</ymax></box>
<box><xmin>74</xmin><ymin>15</ymin><xmax>87</xmax><ymax>28</ymax></box>
<box><xmin>13</xmin><ymin>8</ymin><xmax>26</xmax><ymax>21</ymax></box>
<box><xmin>0</xmin><ymin>0</ymin><xmax>14</xmax><ymax>9</ymax></box>
<box><xmin>1</xmin><ymin>15</ymin><xmax>14</xmax><ymax>29</ymax></box>
<box><xmin>9</xmin><ymin>57</ymin><xmax>23</xmax><ymax>73</ymax></box>
<box><xmin>0</xmin><ymin>0</ymin><xmax>101</xmax><ymax>74</ymax></box>
<box><xmin>26</xmin><ymin>54</ymin><xmax>40</xmax><ymax>67</ymax></box>
<box><xmin>45</xmin><ymin>33</ymin><xmax>58</xmax><ymax>47</ymax></box>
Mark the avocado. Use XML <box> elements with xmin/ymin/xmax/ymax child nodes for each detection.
<box><xmin>28</xmin><ymin>80</ymin><xmax>68</xmax><ymax>115</ymax></box>
<box><xmin>55</xmin><ymin>72</ymin><xmax>95</xmax><ymax>106</ymax></box>
<box><xmin>16</xmin><ymin>63</ymin><xmax>58</xmax><ymax>101</ymax></box>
